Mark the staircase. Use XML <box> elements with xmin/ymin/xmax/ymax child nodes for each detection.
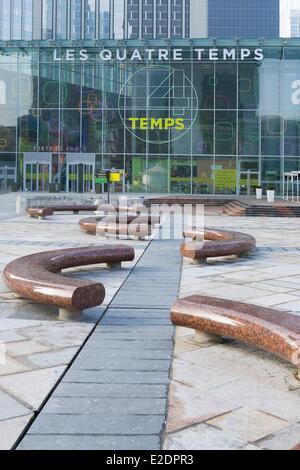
<box><xmin>144</xmin><ymin>196</ymin><xmax>236</xmax><ymax>208</ymax></box>
<box><xmin>223</xmin><ymin>200</ymin><xmax>300</xmax><ymax>217</ymax></box>
<box><xmin>222</xmin><ymin>201</ymin><xmax>247</xmax><ymax>216</ymax></box>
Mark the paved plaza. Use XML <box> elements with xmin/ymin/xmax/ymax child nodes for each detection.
<box><xmin>0</xmin><ymin>193</ymin><xmax>299</xmax><ymax>450</ymax></box>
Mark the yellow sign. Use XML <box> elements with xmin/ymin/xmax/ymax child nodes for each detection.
<box><xmin>110</xmin><ymin>173</ymin><xmax>121</xmax><ymax>183</ymax></box>
<box><xmin>215</xmin><ymin>169</ymin><xmax>237</xmax><ymax>189</ymax></box>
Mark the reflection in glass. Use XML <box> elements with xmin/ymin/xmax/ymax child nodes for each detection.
<box><xmin>84</xmin><ymin>0</ymin><xmax>96</xmax><ymax>39</ymax></box>
<box><xmin>99</xmin><ymin>0</ymin><xmax>110</xmax><ymax>38</ymax></box>
<box><xmin>113</xmin><ymin>0</ymin><xmax>125</xmax><ymax>39</ymax></box>
<box><xmin>42</xmin><ymin>0</ymin><xmax>54</xmax><ymax>39</ymax></box>
<box><xmin>56</xmin><ymin>0</ymin><xmax>68</xmax><ymax>39</ymax></box>
<box><xmin>70</xmin><ymin>0</ymin><xmax>82</xmax><ymax>39</ymax></box>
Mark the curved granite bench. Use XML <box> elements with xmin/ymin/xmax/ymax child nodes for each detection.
<box><xmin>27</xmin><ymin>205</ymin><xmax>98</xmax><ymax>219</ymax></box>
<box><xmin>181</xmin><ymin>228</ymin><xmax>256</xmax><ymax>264</ymax></box>
<box><xmin>4</xmin><ymin>245</ymin><xmax>135</xmax><ymax>320</ymax></box>
<box><xmin>171</xmin><ymin>295</ymin><xmax>300</xmax><ymax>379</ymax></box>
<box><xmin>79</xmin><ymin>215</ymin><xmax>160</xmax><ymax>239</ymax></box>
<box><xmin>95</xmin><ymin>223</ymin><xmax>153</xmax><ymax>240</ymax></box>
<box><xmin>97</xmin><ymin>204</ymin><xmax>148</xmax><ymax>215</ymax></box>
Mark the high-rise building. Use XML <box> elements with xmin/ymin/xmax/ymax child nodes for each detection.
<box><xmin>4</xmin><ymin>1</ymin><xmax>300</xmax><ymax>41</ymax></box>
<box><xmin>0</xmin><ymin>0</ymin><xmax>193</xmax><ymax>41</ymax></box>
<box><xmin>208</xmin><ymin>0</ymin><xmax>280</xmax><ymax>38</ymax></box>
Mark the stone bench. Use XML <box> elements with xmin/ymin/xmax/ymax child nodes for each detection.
<box><xmin>4</xmin><ymin>245</ymin><xmax>135</xmax><ymax>320</ymax></box>
<box><xmin>95</xmin><ymin>223</ymin><xmax>153</xmax><ymax>240</ymax></box>
<box><xmin>79</xmin><ymin>217</ymin><xmax>154</xmax><ymax>240</ymax></box>
<box><xmin>181</xmin><ymin>228</ymin><xmax>256</xmax><ymax>264</ymax></box>
<box><xmin>79</xmin><ymin>215</ymin><xmax>160</xmax><ymax>239</ymax></box>
<box><xmin>27</xmin><ymin>205</ymin><xmax>98</xmax><ymax>219</ymax></box>
<box><xmin>171</xmin><ymin>295</ymin><xmax>300</xmax><ymax>379</ymax></box>
<box><xmin>97</xmin><ymin>204</ymin><xmax>148</xmax><ymax>215</ymax></box>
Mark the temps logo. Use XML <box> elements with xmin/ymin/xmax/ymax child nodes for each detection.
<box><xmin>118</xmin><ymin>65</ymin><xmax>198</xmax><ymax>144</ymax></box>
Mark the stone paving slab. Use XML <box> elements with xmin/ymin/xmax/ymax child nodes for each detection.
<box><xmin>41</xmin><ymin>397</ymin><xmax>167</xmax><ymax>415</ymax></box>
<box><xmin>19</xmin><ymin>434</ymin><xmax>161</xmax><ymax>451</ymax></box>
<box><xmin>0</xmin><ymin>415</ymin><xmax>33</xmax><ymax>450</ymax></box>
<box><xmin>18</xmin><ymin>413</ymin><xmax>166</xmax><ymax>436</ymax></box>
<box><xmin>52</xmin><ymin>383</ymin><xmax>168</xmax><ymax>398</ymax></box>
<box><xmin>0</xmin><ymin>389</ymin><xmax>31</xmax><ymax>420</ymax></box>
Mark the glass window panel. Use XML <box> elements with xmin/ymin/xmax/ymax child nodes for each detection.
<box><xmin>261</xmin><ymin>115</ymin><xmax>282</xmax><ymax>156</ymax></box>
<box><xmin>99</xmin><ymin>0</ymin><xmax>110</xmax><ymax>38</ymax></box>
<box><xmin>192</xmin><ymin>156</ymin><xmax>214</xmax><ymax>194</ymax></box>
<box><xmin>39</xmin><ymin>109</ymin><xmax>60</xmax><ymax>150</ymax></box>
<box><xmin>61</xmin><ymin>109</ymin><xmax>81</xmax><ymax>151</ymax></box>
<box><xmin>238</xmin><ymin>63</ymin><xmax>260</xmax><ymax>110</ymax></box>
<box><xmin>114</xmin><ymin>0</ymin><xmax>125</xmax><ymax>39</ymax></box>
<box><xmin>215</xmin><ymin>111</ymin><xmax>236</xmax><ymax>155</ymax></box>
<box><xmin>214</xmin><ymin>156</ymin><xmax>237</xmax><ymax>195</ymax></box>
<box><xmin>42</xmin><ymin>0</ymin><xmax>54</xmax><ymax>39</ymax></box>
<box><xmin>215</xmin><ymin>63</ymin><xmax>237</xmax><ymax>109</ymax></box>
<box><xmin>23</xmin><ymin>0</ymin><xmax>33</xmax><ymax>40</ymax></box>
<box><xmin>39</xmin><ymin>65</ymin><xmax>61</xmax><ymax>108</ymax></box>
<box><xmin>11</xmin><ymin>0</ymin><xmax>22</xmax><ymax>39</ymax></box>
<box><xmin>0</xmin><ymin>0</ymin><xmax>11</xmax><ymax>40</ymax></box>
<box><xmin>238</xmin><ymin>111</ymin><xmax>259</xmax><ymax>156</ymax></box>
<box><xmin>84</xmin><ymin>0</ymin><xmax>96</xmax><ymax>39</ymax></box>
<box><xmin>56</xmin><ymin>0</ymin><xmax>68</xmax><ymax>39</ymax></box>
<box><xmin>70</xmin><ymin>0</ymin><xmax>82</xmax><ymax>39</ymax></box>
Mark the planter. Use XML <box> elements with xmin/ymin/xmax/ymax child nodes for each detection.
<box><xmin>256</xmin><ymin>188</ymin><xmax>262</xmax><ymax>200</ymax></box>
<box><xmin>267</xmin><ymin>190</ymin><xmax>275</xmax><ymax>203</ymax></box>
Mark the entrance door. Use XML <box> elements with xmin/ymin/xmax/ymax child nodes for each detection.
<box><xmin>239</xmin><ymin>160</ymin><xmax>260</xmax><ymax>196</ymax></box>
<box><xmin>66</xmin><ymin>154</ymin><xmax>95</xmax><ymax>193</ymax></box>
<box><xmin>0</xmin><ymin>166</ymin><xmax>16</xmax><ymax>192</ymax></box>
<box><xmin>23</xmin><ymin>153</ymin><xmax>52</xmax><ymax>192</ymax></box>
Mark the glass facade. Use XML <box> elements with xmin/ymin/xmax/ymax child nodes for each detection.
<box><xmin>208</xmin><ymin>0</ymin><xmax>280</xmax><ymax>38</ymax></box>
<box><xmin>0</xmin><ymin>0</ymin><xmax>190</xmax><ymax>41</ymax></box>
<box><xmin>1</xmin><ymin>39</ymin><xmax>300</xmax><ymax>194</ymax></box>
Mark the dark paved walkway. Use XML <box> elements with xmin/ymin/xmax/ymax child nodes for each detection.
<box><xmin>18</xmin><ymin>239</ymin><xmax>182</xmax><ymax>450</ymax></box>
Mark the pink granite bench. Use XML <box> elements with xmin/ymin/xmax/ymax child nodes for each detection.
<box><xmin>181</xmin><ymin>229</ymin><xmax>256</xmax><ymax>264</ymax></box>
<box><xmin>4</xmin><ymin>245</ymin><xmax>135</xmax><ymax>320</ymax></box>
<box><xmin>171</xmin><ymin>295</ymin><xmax>300</xmax><ymax>379</ymax></box>
<box><xmin>79</xmin><ymin>214</ymin><xmax>160</xmax><ymax>239</ymax></box>
<box><xmin>97</xmin><ymin>204</ymin><xmax>148</xmax><ymax>215</ymax></box>
<box><xmin>27</xmin><ymin>205</ymin><xmax>98</xmax><ymax>219</ymax></box>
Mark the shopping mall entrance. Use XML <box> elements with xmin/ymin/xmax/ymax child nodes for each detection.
<box><xmin>66</xmin><ymin>154</ymin><xmax>95</xmax><ymax>193</ymax></box>
<box><xmin>238</xmin><ymin>160</ymin><xmax>260</xmax><ymax>196</ymax></box>
<box><xmin>23</xmin><ymin>153</ymin><xmax>52</xmax><ymax>192</ymax></box>
<box><xmin>23</xmin><ymin>153</ymin><xmax>96</xmax><ymax>193</ymax></box>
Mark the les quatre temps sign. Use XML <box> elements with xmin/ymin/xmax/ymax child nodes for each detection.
<box><xmin>47</xmin><ymin>47</ymin><xmax>300</xmax><ymax>144</ymax></box>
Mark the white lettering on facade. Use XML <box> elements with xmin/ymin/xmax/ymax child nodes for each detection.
<box><xmin>52</xmin><ymin>48</ymin><xmax>265</xmax><ymax>62</ymax></box>
<box><xmin>292</xmin><ymin>80</ymin><xmax>300</xmax><ymax>105</ymax></box>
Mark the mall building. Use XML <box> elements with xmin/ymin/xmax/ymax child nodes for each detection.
<box><xmin>0</xmin><ymin>2</ymin><xmax>300</xmax><ymax>195</ymax></box>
